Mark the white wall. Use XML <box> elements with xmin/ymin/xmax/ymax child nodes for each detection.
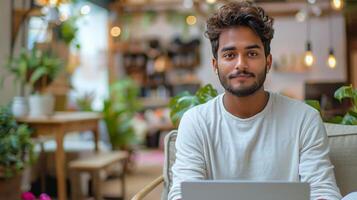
<box><xmin>266</xmin><ymin>15</ymin><xmax>347</xmax><ymax>99</ymax></box>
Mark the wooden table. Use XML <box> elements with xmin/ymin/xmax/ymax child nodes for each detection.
<box><xmin>17</xmin><ymin>112</ymin><xmax>102</xmax><ymax>200</ymax></box>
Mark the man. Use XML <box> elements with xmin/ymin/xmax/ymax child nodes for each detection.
<box><xmin>168</xmin><ymin>1</ymin><xmax>345</xmax><ymax>200</ymax></box>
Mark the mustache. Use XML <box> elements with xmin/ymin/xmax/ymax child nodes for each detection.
<box><xmin>228</xmin><ymin>70</ymin><xmax>255</xmax><ymax>79</ymax></box>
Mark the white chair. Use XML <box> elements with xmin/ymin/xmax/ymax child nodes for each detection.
<box><xmin>132</xmin><ymin>124</ymin><xmax>357</xmax><ymax>200</ymax></box>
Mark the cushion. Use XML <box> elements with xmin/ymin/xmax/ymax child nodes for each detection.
<box><xmin>325</xmin><ymin>123</ymin><xmax>357</xmax><ymax>196</ymax></box>
<box><xmin>162</xmin><ymin>130</ymin><xmax>178</xmax><ymax>200</ymax></box>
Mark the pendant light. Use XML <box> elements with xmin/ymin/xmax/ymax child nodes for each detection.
<box><xmin>327</xmin><ymin>11</ymin><xmax>337</xmax><ymax>68</ymax></box>
<box><xmin>304</xmin><ymin>7</ymin><xmax>314</xmax><ymax>67</ymax></box>
<box><xmin>331</xmin><ymin>0</ymin><xmax>344</xmax><ymax>11</ymax></box>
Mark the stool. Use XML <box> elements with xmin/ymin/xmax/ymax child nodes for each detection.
<box><xmin>69</xmin><ymin>151</ymin><xmax>128</xmax><ymax>200</ymax></box>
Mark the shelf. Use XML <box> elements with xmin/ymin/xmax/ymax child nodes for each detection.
<box><xmin>139</xmin><ymin>97</ymin><xmax>170</xmax><ymax>109</ymax></box>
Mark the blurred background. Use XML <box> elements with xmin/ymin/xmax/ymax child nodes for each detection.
<box><xmin>0</xmin><ymin>0</ymin><xmax>357</xmax><ymax>199</ymax></box>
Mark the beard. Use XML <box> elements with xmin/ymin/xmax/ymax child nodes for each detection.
<box><xmin>218</xmin><ymin>66</ymin><xmax>267</xmax><ymax>97</ymax></box>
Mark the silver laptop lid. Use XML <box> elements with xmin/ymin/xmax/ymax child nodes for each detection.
<box><xmin>182</xmin><ymin>181</ymin><xmax>310</xmax><ymax>200</ymax></box>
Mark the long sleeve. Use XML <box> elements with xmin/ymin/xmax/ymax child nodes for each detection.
<box><xmin>299</xmin><ymin>112</ymin><xmax>342</xmax><ymax>200</ymax></box>
<box><xmin>168</xmin><ymin>110</ymin><xmax>207</xmax><ymax>200</ymax></box>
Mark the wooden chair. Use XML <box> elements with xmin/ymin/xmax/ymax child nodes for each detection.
<box><xmin>69</xmin><ymin>151</ymin><xmax>128</xmax><ymax>200</ymax></box>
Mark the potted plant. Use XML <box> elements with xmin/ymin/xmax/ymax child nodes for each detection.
<box><xmin>169</xmin><ymin>84</ymin><xmax>218</xmax><ymax>127</ymax></box>
<box><xmin>0</xmin><ymin>107</ymin><xmax>34</xmax><ymax>199</ymax></box>
<box><xmin>306</xmin><ymin>84</ymin><xmax>357</xmax><ymax>125</ymax></box>
<box><xmin>25</xmin><ymin>48</ymin><xmax>63</xmax><ymax>116</ymax></box>
<box><xmin>3</xmin><ymin>49</ymin><xmax>32</xmax><ymax>117</ymax></box>
<box><xmin>103</xmin><ymin>78</ymin><xmax>141</xmax><ymax>150</ymax></box>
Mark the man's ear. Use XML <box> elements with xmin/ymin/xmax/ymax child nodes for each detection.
<box><xmin>212</xmin><ymin>58</ymin><xmax>218</xmax><ymax>74</ymax></box>
<box><xmin>266</xmin><ymin>54</ymin><xmax>272</xmax><ymax>73</ymax></box>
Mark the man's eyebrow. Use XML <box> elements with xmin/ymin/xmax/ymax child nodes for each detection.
<box><xmin>220</xmin><ymin>44</ymin><xmax>261</xmax><ymax>53</ymax></box>
<box><xmin>245</xmin><ymin>44</ymin><xmax>261</xmax><ymax>50</ymax></box>
<box><xmin>220</xmin><ymin>46</ymin><xmax>236</xmax><ymax>52</ymax></box>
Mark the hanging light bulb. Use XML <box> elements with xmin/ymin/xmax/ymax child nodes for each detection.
<box><xmin>304</xmin><ymin>42</ymin><xmax>314</xmax><ymax>67</ymax></box>
<box><xmin>331</xmin><ymin>0</ymin><xmax>344</xmax><ymax>10</ymax></box>
<box><xmin>186</xmin><ymin>15</ymin><xmax>197</xmax><ymax>26</ymax></box>
<box><xmin>206</xmin><ymin>0</ymin><xmax>216</xmax><ymax>4</ymax></box>
<box><xmin>327</xmin><ymin>48</ymin><xmax>337</xmax><ymax>68</ymax></box>
<box><xmin>111</xmin><ymin>26</ymin><xmax>121</xmax><ymax>37</ymax></box>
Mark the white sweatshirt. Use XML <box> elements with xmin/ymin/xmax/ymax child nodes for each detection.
<box><xmin>168</xmin><ymin>92</ymin><xmax>342</xmax><ymax>200</ymax></box>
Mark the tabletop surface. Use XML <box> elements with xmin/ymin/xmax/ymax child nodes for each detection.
<box><xmin>16</xmin><ymin>112</ymin><xmax>102</xmax><ymax>124</ymax></box>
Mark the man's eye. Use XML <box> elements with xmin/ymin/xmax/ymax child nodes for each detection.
<box><xmin>248</xmin><ymin>52</ymin><xmax>258</xmax><ymax>57</ymax></box>
<box><xmin>223</xmin><ymin>53</ymin><xmax>235</xmax><ymax>59</ymax></box>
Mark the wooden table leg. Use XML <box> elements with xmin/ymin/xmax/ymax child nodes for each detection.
<box><xmin>92</xmin><ymin>171</ymin><xmax>102</xmax><ymax>200</ymax></box>
<box><xmin>55</xmin><ymin>127</ymin><xmax>67</xmax><ymax>200</ymax></box>
<box><xmin>93</xmin><ymin>123</ymin><xmax>99</xmax><ymax>152</ymax></box>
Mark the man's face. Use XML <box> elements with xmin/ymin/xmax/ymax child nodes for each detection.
<box><xmin>213</xmin><ymin>26</ymin><xmax>272</xmax><ymax>97</ymax></box>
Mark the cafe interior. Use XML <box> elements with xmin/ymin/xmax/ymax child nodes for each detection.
<box><xmin>0</xmin><ymin>0</ymin><xmax>357</xmax><ymax>200</ymax></box>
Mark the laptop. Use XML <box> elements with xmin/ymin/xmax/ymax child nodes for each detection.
<box><xmin>181</xmin><ymin>180</ymin><xmax>310</xmax><ymax>200</ymax></box>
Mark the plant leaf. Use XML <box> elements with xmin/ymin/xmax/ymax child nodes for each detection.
<box><xmin>334</xmin><ymin>85</ymin><xmax>353</xmax><ymax>102</ymax></box>
<box><xmin>305</xmin><ymin>100</ymin><xmax>321</xmax><ymax>112</ymax></box>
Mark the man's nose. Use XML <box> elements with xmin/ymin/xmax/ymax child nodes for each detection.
<box><xmin>234</xmin><ymin>55</ymin><xmax>248</xmax><ymax>70</ymax></box>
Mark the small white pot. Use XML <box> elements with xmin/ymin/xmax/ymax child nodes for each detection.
<box><xmin>29</xmin><ymin>94</ymin><xmax>55</xmax><ymax>117</ymax></box>
<box><xmin>11</xmin><ymin>96</ymin><xmax>28</xmax><ymax>117</ymax></box>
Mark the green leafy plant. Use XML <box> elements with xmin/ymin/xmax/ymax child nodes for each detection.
<box><xmin>103</xmin><ymin>78</ymin><xmax>141</xmax><ymax>150</ymax></box>
<box><xmin>58</xmin><ymin>16</ymin><xmax>80</xmax><ymax>48</ymax></box>
<box><xmin>5</xmin><ymin>48</ymin><xmax>63</xmax><ymax>94</ymax></box>
<box><xmin>27</xmin><ymin>49</ymin><xmax>63</xmax><ymax>94</ymax></box>
<box><xmin>169</xmin><ymin>84</ymin><xmax>218</xmax><ymax>127</ymax></box>
<box><xmin>0</xmin><ymin>107</ymin><xmax>34</xmax><ymax>178</ymax></box>
<box><xmin>333</xmin><ymin>85</ymin><xmax>357</xmax><ymax>125</ymax></box>
<box><xmin>3</xmin><ymin>49</ymin><xmax>32</xmax><ymax>96</ymax></box>
<box><xmin>75</xmin><ymin>91</ymin><xmax>94</xmax><ymax>111</ymax></box>
<box><xmin>306</xmin><ymin>85</ymin><xmax>357</xmax><ymax>125</ymax></box>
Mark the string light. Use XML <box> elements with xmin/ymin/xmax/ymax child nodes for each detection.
<box><xmin>206</xmin><ymin>0</ymin><xmax>217</xmax><ymax>4</ymax></box>
<box><xmin>110</xmin><ymin>26</ymin><xmax>121</xmax><ymax>37</ymax></box>
<box><xmin>186</xmin><ymin>15</ymin><xmax>197</xmax><ymax>26</ymax></box>
<box><xmin>80</xmin><ymin>5</ymin><xmax>91</xmax><ymax>15</ymax></box>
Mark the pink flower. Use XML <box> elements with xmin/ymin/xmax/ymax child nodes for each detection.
<box><xmin>21</xmin><ymin>192</ymin><xmax>36</xmax><ymax>200</ymax></box>
<box><xmin>39</xmin><ymin>193</ymin><xmax>52</xmax><ymax>200</ymax></box>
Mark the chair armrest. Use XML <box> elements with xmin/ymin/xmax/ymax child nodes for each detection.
<box><xmin>131</xmin><ymin>175</ymin><xmax>164</xmax><ymax>200</ymax></box>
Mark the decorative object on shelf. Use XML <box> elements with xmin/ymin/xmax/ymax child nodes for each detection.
<box><xmin>0</xmin><ymin>107</ymin><xmax>34</xmax><ymax>199</ymax></box>
<box><xmin>306</xmin><ymin>85</ymin><xmax>357</xmax><ymax>125</ymax></box>
<box><xmin>103</xmin><ymin>77</ymin><xmax>142</xmax><ymax>150</ymax></box>
<box><xmin>169</xmin><ymin>84</ymin><xmax>218</xmax><ymax>127</ymax></box>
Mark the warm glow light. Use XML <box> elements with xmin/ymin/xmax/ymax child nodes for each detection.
<box><xmin>328</xmin><ymin>53</ymin><xmax>337</xmax><ymax>68</ymax></box>
<box><xmin>304</xmin><ymin>51</ymin><xmax>314</xmax><ymax>67</ymax></box>
<box><xmin>59</xmin><ymin>13</ymin><xmax>69</xmax><ymax>21</ymax></box>
<box><xmin>206</xmin><ymin>0</ymin><xmax>217</xmax><ymax>4</ymax></box>
<box><xmin>36</xmin><ymin>0</ymin><xmax>69</xmax><ymax>6</ymax></box>
<box><xmin>186</xmin><ymin>15</ymin><xmax>197</xmax><ymax>26</ymax></box>
<box><xmin>331</xmin><ymin>0</ymin><xmax>343</xmax><ymax>10</ymax></box>
<box><xmin>80</xmin><ymin>5</ymin><xmax>91</xmax><ymax>15</ymax></box>
<box><xmin>111</xmin><ymin>26</ymin><xmax>121</xmax><ymax>37</ymax></box>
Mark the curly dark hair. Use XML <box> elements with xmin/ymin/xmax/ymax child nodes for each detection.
<box><xmin>205</xmin><ymin>1</ymin><xmax>274</xmax><ymax>59</ymax></box>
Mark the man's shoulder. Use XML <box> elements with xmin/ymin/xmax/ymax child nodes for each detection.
<box><xmin>272</xmin><ymin>92</ymin><xmax>319</xmax><ymax>116</ymax></box>
<box><xmin>182</xmin><ymin>94</ymin><xmax>222</xmax><ymax>120</ymax></box>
